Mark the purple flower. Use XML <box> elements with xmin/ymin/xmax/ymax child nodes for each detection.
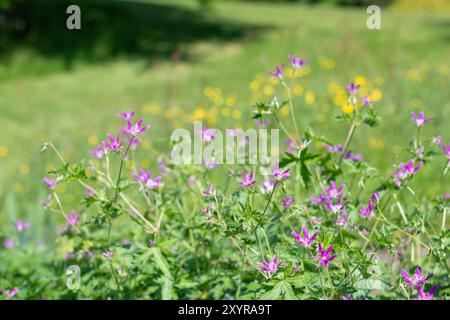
<box><xmin>237</xmin><ymin>170</ymin><xmax>256</xmax><ymax>188</ymax></box>
<box><xmin>42</xmin><ymin>177</ymin><xmax>56</xmax><ymax>190</ymax></box>
<box><xmin>102</xmin><ymin>133</ymin><xmax>121</xmax><ymax>153</ymax></box>
<box><xmin>401</xmin><ymin>266</ymin><xmax>433</xmax><ymax>288</ymax></box>
<box><xmin>2</xmin><ymin>287</ymin><xmax>19</xmax><ymax>299</ymax></box>
<box><xmin>261</xmin><ymin>180</ymin><xmax>274</xmax><ymax>194</ymax></box>
<box><xmin>259</xmin><ymin>256</ymin><xmax>284</xmax><ymax>273</ymax></box>
<box><xmin>312</xmin><ymin>242</ymin><xmax>337</xmax><ymax>268</ymax></box>
<box><xmin>158</xmin><ymin>159</ymin><xmax>171</xmax><ymax>176</ymax></box>
<box><xmin>416</xmin><ymin>285</ymin><xmax>438</xmax><ymax>300</ymax></box>
<box><xmin>39</xmin><ymin>194</ymin><xmax>52</xmax><ymax>207</ymax></box>
<box><xmin>288</xmin><ymin>55</ymin><xmax>307</xmax><ymax>69</ymax></box>
<box><xmin>90</xmin><ymin>144</ymin><xmax>104</xmax><ymax>159</ymax></box>
<box><xmin>122</xmin><ymin>239</ymin><xmax>132</xmax><ymax>247</ymax></box>
<box><xmin>344</xmin><ymin>152</ymin><xmax>362</xmax><ymax>162</ymax></box>
<box><xmin>117</xmin><ymin>111</ymin><xmax>135</xmax><ymax>122</ymax></box>
<box><xmin>124</xmin><ymin>136</ymin><xmax>140</xmax><ymax>150</ymax></box>
<box><xmin>65</xmin><ymin>210</ymin><xmax>80</xmax><ymax>226</ymax></box>
<box><xmin>346</xmin><ymin>83</ymin><xmax>360</xmax><ymax>95</ymax></box>
<box><xmin>121</xmin><ymin>118</ymin><xmax>150</xmax><ymax>137</ymax></box>
<box><xmin>324</xmin><ymin>181</ymin><xmax>345</xmax><ymax>199</ymax></box>
<box><xmin>325</xmin><ymin>197</ymin><xmax>349</xmax><ymax>214</ymax></box>
<box><xmin>286</xmin><ymin>139</ymin><xmax>297</xmax><ymax>154</ymax></box>
<box><xmin>132</xmin><ymin>169</ymin><xmax>162</xmax><ymax>190</ymax></box>
<box><xmin>272</xmin><ymin>162</ymin><xmax>290</xmax><ymax>181</ymax></box>
<box><xmin>149</xmin><ymin>239</ymin><xmax>156</xmax><ymax>247</ymax></box>
<box><xmin>202</xmin><ymin>184</ymin><xmax>215</xmax><ymax>197</ymax></box>
<box><xmin>291</xmin><ymin>225</ymin><xmax>318</xmax><ymax>248</ymax></box>
<box><xmin>395</xmin><ymin>159</ymin><xmax>424</xmax><ymax>187</ymax></box>
<box><xmin>268</xmin><ymin>64</ymin><xmax>284</xmax><ymax>79</ymax></box>
<box><xmin>411</xmin><ymin>112</ymin><xmax>432</xmax><ymax>127</ymax></box>
<box><xmin>255</xmin><ymin>119</ymin><xmax>270</xmax><ymax>128</ymax></box>
<box><xmin>433</xmin><ymin>135</ymin><xmax>442</xmax><ymax>146</ymax></box>
<box><xmin>3</xmin><ymin>239</ymin><xmax>15</xmax><ymax>249</ymax></box>
<box><xmin>187</xmin><ymin>176</ymin><xmax>197</xmax><ymax>186</ymax></box>
<box><xmin>64</xmin><ymin>252</ymin><xmax>75</xmax><ymax>260</ymax></box>
<box><xmin>359</xmin><ymin>200</ymin><xmax>376</xmax><ymax>218</ymax></box>
<box><xmin>361</xmin><ymin>96</ymin><xmax>375</xmax><ymax>106</ymax></box>
<box><xmin>442</xmin><ymin>193</ymin><xmax>450</xmax><ymax>201</ymax></box>
<box><xmin>14</xmin><ymin>220</ymin><xmax>30</xmax><ymax>232</ymax></box>
<box><xmin>442</xmin><ymin>144</ymin><xmax>450</xmax><ymax>160</ymax></box>
<box><xmin>85</xmin><ymin>188</ymin><xmax>94</xmax><ymax>197</ymax></box>
<box><xmin>204</xmin><ymin>157</ymin><xmax>219</xmax><ymax>169</ymax></box>
<box><xmin>282</xmin><ymin>196</ymin><xmax>294</xmax><ymax>208</ymax></box>
<box><xmin>371</xmin><ymin>192</ymin><xmax>381</xmax><ymax>202</ymax></box>
<box><xmin>323</xmin><ymin>143</ymin><xmax>343</xmax><ymax>153</ymax></box>
<box><xmin>342</xmin><ymin>295</ymin><xmax>353</xmax><ymax>300</ymax></box>
<box><xmin>102</xmin><ymin>251</ymin><xmax>114</xmax><ymax>260</ymax></box>
<box><xmin>336</xmin><ymin>211</ymin><xmax>349</xmax><ymax>226</ymax></box>
<box><xmin>197</xmin><ymin>126</ymin><xmax>216</xmax><ymax>142</ymax></box>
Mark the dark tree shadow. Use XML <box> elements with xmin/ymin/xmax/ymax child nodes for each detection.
<box><xmin>0</xmin><ymin>0</ymin><xmax>267</xmax><ymax>68</ymax></box>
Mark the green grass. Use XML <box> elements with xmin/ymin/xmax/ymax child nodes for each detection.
<box><xmin>0</xmin><ymin>0</ymin><xmax>449</xmax><ymax>229</ymax></box>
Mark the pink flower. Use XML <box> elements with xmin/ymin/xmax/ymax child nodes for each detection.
<box><xmin>102</xmin><ymin>251</ymin><xmax>114</xmax><ymax>260</ymax></box>
<box><xmin>288</xmin><ymin>55</ymin><xmax>307</xmax><ymax>69</ymax></box>
<box><xmin>323</xmin><ymin>143</ymin><xmax>343</xmax><ymax>153</ymax></box>
<box><xmin>291</xmin><ymin>225</ymin><xmax>318</xmax><ymax>248</ymax></box>
<box><xmin>121</xmin><ymin>118</ymin><xmax>150</xmax><ymax>137</ymax></box>
<box><xmin>2</xmin><ymin>287</ymin><xmax>19</xmax><ymax>299</ymax></box>
<box><xmin>14</xmin><ymin>220</ymin><xmax>30</xmax><ymax>232</ymax></box>
<box><xmin>3</xmin><ymin>239</ymin><xmax>15</xmax><ymax>249</ymax></box>
<box><xmin>346</xmin><ymin>83</ymin><xmax>360</xmax><ymax>95</ymax></box>
<box><xmin>268</xmin><ymin>64</ymin><xmax>284</xmax><ymax>79</ymax></box>
<box><xmin>282</xmin><ymin>196</ymin><xmax>294</xmax><ymax>208</ymax></box>
<box><xmin>411</xmin><ymin>112</ymin><xmax>432</xmax><ymax>127</ymax></box>
<box><xmin>395</xmin><ymin>159</ymin><xmax>423</xmax><ymax>187</ymax></box>
<box><xmin>42</xmin><ymin>177</ymin><xmax>56</xmax><ymax>190</ymax></box>
<box><xmin>117</xmin><ymin>111</ymin><xmax>135</xmax><ymax>122</ymax></box>
<box><xmin>401</xmin><ymin>266</ymin><xmax>433</xmax><ymax>288</ymax></box>
<box><xmin>65</xmin><ymin>210</ymin><xmax>80</xmax><ymax>226</ymax></box>
<box><xmin>271</xmin><ymin>162</ymin><xmax>290</xmax><ymax>181</ymax></box>
<box><xmin>259</xmin><ymin>256</ymin><xmax>284</xmax><ymax>273</ymax></box>
<box><xmin>261</xmin><ymin>180</ymin><xmax>274</xmax><ymax>194</ymax></box>
<box><xmin>85</xmin><ymin>188</ymin><xmax>94</xmax><ymax>197</ymax></box>
<box><xmin>90</xmin><ymin>145</ymin><xmax>104</xmax><ymax>159</ymax></box>
<box><xmin>197</xmin><ymin>126</ymin><xmax>216</xmax><ymax>142</ymax></box>
<box><xmin>237</xmin><ymin>170</ymin><xmax>256</xmax><ymax>188</ymax></box>
<box><xmin>312</xmin><ymin>242</ymin><xmax>336</xmax><ymax>267</ymax></box>
<box><xmin>359</xmin><ymin>200</ymin><xmax>376</xmax><ymax>218</ymax></box>
<box><xmin>132</xmin><ymin>169</ymin><xmax>162</xmax><ymax>190</ymax></box>
<box><xmin>433</xmin><ymin>135</ymin><xmax>442</xmax><ymax>146</ymax></box>
<box><xmin>202</xmin><ymin>184</ymin><xmax>215</xmax><ymax>197</ymax></box>
<box><xmin>416</xmin><ymin>285</ymin><xmax>438</xmax><ymax>300</ymax></box>
<box><xmin>102</xmin><ymin>133</ymin><xmax>121</xmax><ymax>153</ymax></box>
<box><xmin>255</xmin><ymin>119</ymin><xmax>270</xmax><ymax>128</ymax></box>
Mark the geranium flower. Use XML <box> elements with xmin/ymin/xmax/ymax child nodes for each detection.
<box><xmin>65</xmin><ymin>210</ymin><xmax>80</xmax><ymax>226</ymax></box>
<box><xmin>411</xmin><ymin>112</ymin><xmax>432</xmax><ymax>127</ymax></box>
<box><xmin>237</xmin><ymin>170</ymin><xmax>256</xmax><ymax>188</ymax></box>
<box><xmin>259</xmin><ymin>256</ymin><xmax>284</xmax><ymax>273</ymax></box>
<box><xmin>42</xmin><ymin>177</ymin><xmax>56</xmax><ymax>190</ymax></box>
<box><xmin>14</xmin><ymin>220</ymin><xmax>30</xmax><ymax>232</ymax></box>
<box><xmin>312</xmin><ymin>242</ymin><xmax>336</xmax><ymax>267</ymax></box>
<box><xmin>202</xmin><ymin>184</ymin><xmax>215</xmax><ymax>197</ymax></box>
<box><xmin>117</xmin><ymin>111</ymin><xmax>135</xmax><ymax>122</ymax></box>
<box><xmin>102</xmin><ymin>251</ymin><xmax>114</xmax><ymax>260</ymax></box>
<box><xmin>359</xmin><ymin>200</ymin><xmax>376</xmax><ymax>218</ymax></box>
<box><xmin>90</xmin><ymin>144</ymin><xmax>104</xmax><ymax>159</ymax></box>
<box><xmin>415</xmin><ymin>285</ymin><xmax>438</xmax><ymax>300</ymax></box>
<box><xmin>268</xmin><ymin>64</ymin><xmax>284</xmax><ymax>79</ymax></box>
<box><xmin>346</xmin><ymin>83</ymin><xmax>360</xmax><ymax>95</ymax></box>
<box><xmin>323</xmin><ymin>143</ymin><xmax>343</xmax><ymax>153</ymax></box>
<box><xmin>442</xmin><ymin>143</ymin><xmax>450</xmax><ymax>160</ymax></box>
<box><xmin>282</xmin><ymin>196</ymin><xmax>294</xmax><ymax>208</ymax></box>
<box><xmin>288</xmin><ymin>55</ymin><xmax>307</xmax><ymax>69</ymax></box>
<box><xmin>102</xmin><ymin>133</ymin><xmax>121</xmax><ymax>153</ymax></box>
<box><xmin>121</xmin><ymin>118</ymin><xmax>150</xmax><ymax>137</ymax></box>
<box><xmin>132</xmin><ymin>169</ymin><xmax>162</xmax><ymax>189</ymax></box>
<box><xmin>291</xmin><ymin>225</ymin><xmax>318</xmax><ymax>248</ymax></box>
<box><xmin>261</xmin><ymin>180</ymin><xmax>274</xmax><ymax>194</ymax></box>
<box><xmin>395</xmin><ymin>159</ymin><xmax>423</xmax><ymax>187</ymax></box>
<box><xmin>3</xmin><ymin>239</ymin><xmax>15</xmax><ymax>249</ymax></box>
<box><xmin>271</xmin><ymin>162</ymin><xmax>290</xmax><ymax>181</ymax></box>
<box><xmin>2</xmin><ymin>287</ymin><xmax>19</xmax><ymax>299</ymax></box>
<box><xmin>401</xmin><ymin>266</ymin><xmax>433</xmax><ymax>288</ymax></box>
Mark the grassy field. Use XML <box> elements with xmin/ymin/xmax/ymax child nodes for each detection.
<box><xmin>0</xmin><ymin>0</ymin><xmax>449</xmax><ymax>232</ymax></box>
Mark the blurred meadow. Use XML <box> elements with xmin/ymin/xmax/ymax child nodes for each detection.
<box><xmin>0</xmin><ymin>0</ymin><xmax>449</xmax><ymax>239</ymax></box>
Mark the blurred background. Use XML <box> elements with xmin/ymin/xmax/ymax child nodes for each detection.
<box><xmin>0</xmin><ymin>0</ymin><xmax>449</xmax><ymax>240</ymax></box>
